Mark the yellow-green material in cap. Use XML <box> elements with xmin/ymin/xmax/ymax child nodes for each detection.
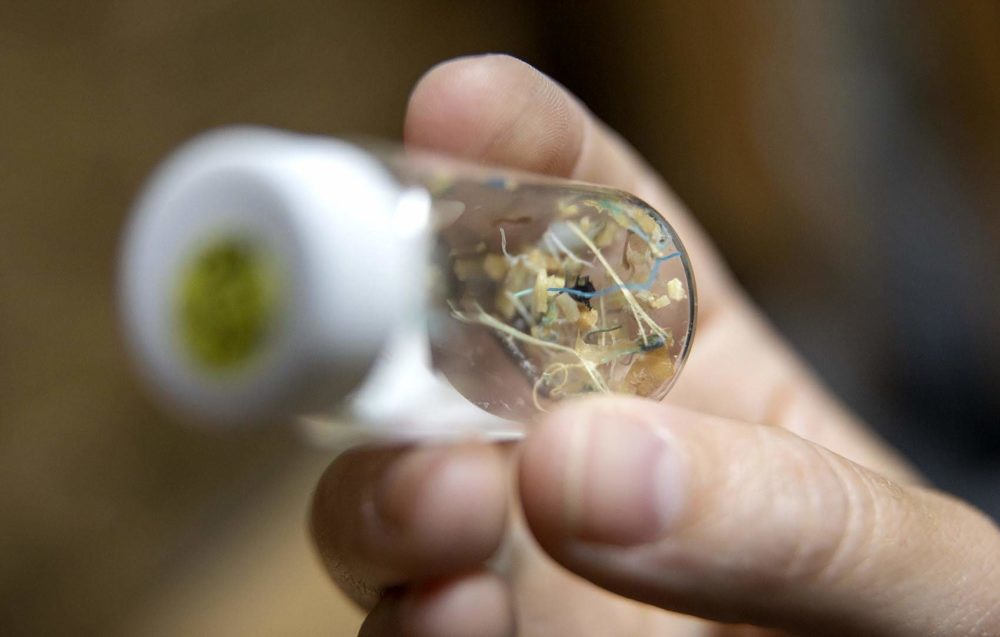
<box><xmin>176</xmin><ymin>238</ymin><xmax>282</xmax><ymax>372</ymax></box>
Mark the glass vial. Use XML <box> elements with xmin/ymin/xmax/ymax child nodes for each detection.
<box><xmin>119</xmin><ymin>127</ymin><xmax>696</xmax><ymax>443</ymax></box>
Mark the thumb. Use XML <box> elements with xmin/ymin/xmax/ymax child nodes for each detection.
<box><xmin>518</xmin><ymin>397</ymin><xmax>1000</xmax><ymax>637</ymax></box>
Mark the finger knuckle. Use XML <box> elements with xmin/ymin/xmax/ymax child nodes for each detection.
<box><xmin>746</xmin><ymin>434</ymin><xmax>879</xmax><ymax>590</ymax></box>
<box><xmin>786</xmin><ymin>451</ymin><xmax>885</xmax><ymax>589</ymax></box>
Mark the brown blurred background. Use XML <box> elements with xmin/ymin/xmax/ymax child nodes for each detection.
<box><xmin>2</xmin><ymin>1</ymin><xmax>999</xmax><ymax>635</ymax></box>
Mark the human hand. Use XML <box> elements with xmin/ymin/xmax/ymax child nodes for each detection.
<box><xmin>311</xmin><ymin>55</ymin><xmax>1000</xmax><ymax>637</ymax></box>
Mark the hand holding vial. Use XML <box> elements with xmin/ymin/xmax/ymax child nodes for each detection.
<box><xmin>309</xmin><ymin>56</ymin><xmax>1000</xmax><ymax>637</ymax></box>
<box><xmin>123</xmin><ymin>55</ymin><xmax>1000</xmax><ymax>636</ymax></box>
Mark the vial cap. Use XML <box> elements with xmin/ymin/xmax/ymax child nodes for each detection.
<box><xmin>119</xmin><ymin>127</ymin><xmax>427</xmax><ymax>425</ymax></box>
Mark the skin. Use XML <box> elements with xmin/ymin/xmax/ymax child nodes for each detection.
<box><xmin>310</xmin><ymin>55</ymin><xmax>1000</xmax><ymax>637</ymax></box>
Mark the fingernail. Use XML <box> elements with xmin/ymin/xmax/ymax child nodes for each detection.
<box><xmin>372</xmin><ymin>446</ymin><xmax>449</xmax><ymax>533</ymax></box>
<box><xmin>561</xmin><ymin>405</ymin><xmax>684</xmax><ymax>545</ymax></box>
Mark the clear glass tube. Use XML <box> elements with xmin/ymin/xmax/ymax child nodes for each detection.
<box><xmin>119</xmin><ymin>127</ymin><xmax>696</xmax><ymax>444</ymax></box>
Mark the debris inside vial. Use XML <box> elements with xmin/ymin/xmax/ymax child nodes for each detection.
<box><xmin>446</xmin><ymin>192</ymin><xmax>689</xmax><ymax>410</ymax></box>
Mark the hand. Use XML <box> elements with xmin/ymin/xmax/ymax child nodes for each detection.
<box><xmin>310</xmin><ymin>55</ymin><xmax>1000</xmax><ymax>637</ymax></box>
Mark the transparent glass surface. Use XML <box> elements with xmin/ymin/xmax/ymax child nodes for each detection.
<box><xmin>387</xmin><ymin>153</ymin><xmax>697</xmax><ymax>421</ymax></box>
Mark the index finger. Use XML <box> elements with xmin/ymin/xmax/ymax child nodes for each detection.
<box><xmin>404</xmin><ymin>54</ymin><xmax>735</xmax><ymax>316</ymax></box>
<box><xmin>403</xmin><ymin>54</ymin><xmax>914</xmax><ymax>479</ymax></box>
<box><xmin>311</xmin><ymin>443</ymin><xmax>508</xmax><ymax>608</ymax></box>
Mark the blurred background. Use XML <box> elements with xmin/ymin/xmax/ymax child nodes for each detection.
<box><xmin>2</xmin><ymin>0</ymin><xmax>998</xmax><ymax>634</ymax></box>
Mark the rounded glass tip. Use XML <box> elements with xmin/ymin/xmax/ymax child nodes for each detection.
<box><xmin>436</xmin><ymin>187</ymin><xmax>696</xmax><ymax>418</ymax></box>
<box><xmin>174</xmin><ymin>237</ymin><xmax>283</xmax><ymax>373</ymax></box>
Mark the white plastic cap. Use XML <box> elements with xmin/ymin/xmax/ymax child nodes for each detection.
<box><xmin>119</xmin><ymin>127</ymin><xmax>430</xmax><ymax>425</ymax></box>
